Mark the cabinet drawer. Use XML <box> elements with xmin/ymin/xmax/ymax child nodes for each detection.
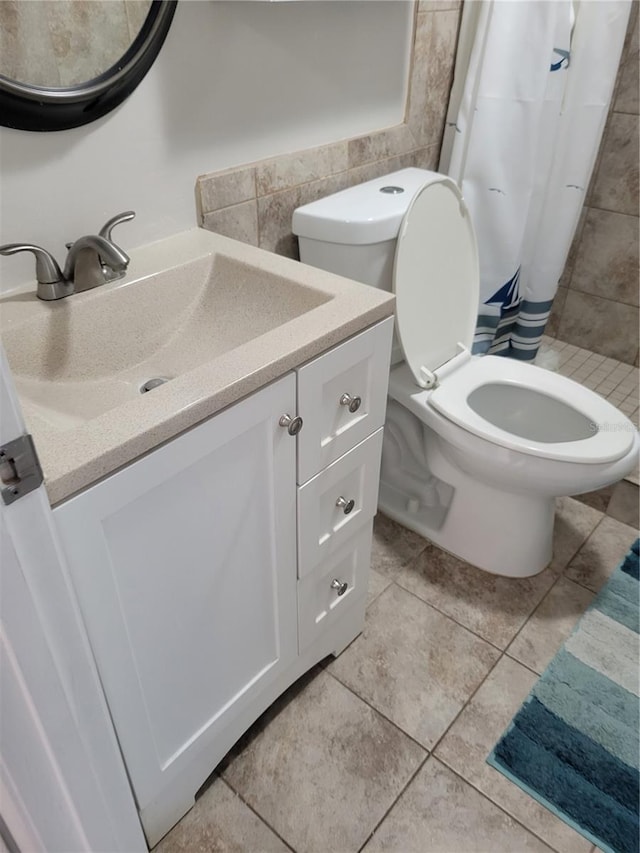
<box><xmin>297</xmin><ymin>523</ymin><xmax>372</xmax><ymax>654</ymax></box>
<box><xmin>297</xmin><ymin>428</ymin><xmax>382</xmax><ymax>578</ymax></box>
<box><xmin>297</xmin><ymin>317</ymin><xmax>393</xmax><ymax>484</ymax></box>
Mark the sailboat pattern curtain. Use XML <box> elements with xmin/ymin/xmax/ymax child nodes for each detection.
<box><xmin>440</xmin><ymin>0</ymin><xmax>631</xmax><ymax>360</ymax></box>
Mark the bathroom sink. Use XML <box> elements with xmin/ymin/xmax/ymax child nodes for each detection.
<box><xmin>2</xmin><ymin>251</ymin><xmax>330</xmax><ymax>429</ymax></box>
<box><xmin>0</xmin><ymin>228</ymin><xmax>394</xmax><ymax>502</ymax></box>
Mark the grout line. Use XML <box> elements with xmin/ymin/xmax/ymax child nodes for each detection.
<box><xmin>351</xmin><ymin>652</ymin><xmax>509</xmax><ymax>852</ymax></box>
<box><xmin>503</xmin><ymin>651</ymin><xmax>545</xmax><ymax>678</ymax></box>
<box><xmin>356</xmin><ymin>751</ymin><xmax>430</xmax><ymax>853</ymax></box>
<box><xmin>431</xmin><ymin>756</ymin><xmax>572</xmax><ymax>853</ymax></box>
<box><xmin>501</xmin><ymin>571</ymin><xmax>566</xmax><ymax>668</ymax></box>
<box><xmin>325</xmin><ymin>662</ymin><xmax>432</xmax><ymax>755</ymax></box>
<box><xmin>387</xmin><ymin>578</ymin><xmax>508</xmax><ymax>654</ymax></box>
<box><xmin>219</xmin><ymin>777</ymin><xmax>298</xmax><ymax>852</ymax></box>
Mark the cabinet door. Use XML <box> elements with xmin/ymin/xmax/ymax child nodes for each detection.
<box><xmin>53</xmin><ymin>375</ymin><xmax>298</xmax><ymax>819</ymax></box>
<box><xmin>296</xmin><ymin>317</ymin><xmax>393</xmax><ymax>483</ymax></box>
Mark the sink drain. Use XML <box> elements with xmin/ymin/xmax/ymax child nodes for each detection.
<box><xmin>139</xmin><ymin>377</ymin><xmax>170</xmax><ymax>394</ymax></box>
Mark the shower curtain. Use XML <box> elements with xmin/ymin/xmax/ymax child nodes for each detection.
<box><xmin>439</xmin><ymin>0</ymin><xmax>631</xmax><ymax>360</ymax></box>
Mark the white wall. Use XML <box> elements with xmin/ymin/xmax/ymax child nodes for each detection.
<box><xmin>0</xmin><ymin>0</ymin><xmax>412</xmax><ymax>292</ymax></box>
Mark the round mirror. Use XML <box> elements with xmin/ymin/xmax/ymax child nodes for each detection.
<box><xmin>0</xmin><ymin>0</ymin><xmax>177</xmax><ymax>132</ymax></box>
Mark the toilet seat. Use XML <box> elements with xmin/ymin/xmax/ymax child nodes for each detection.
<box><xmin>428</xmin><ymin>355</ymin><xmax>635</xmax><ymax>464</ymax></box>
<box><xmin>392</xmin><ymin>176</ymin><xmax>635</xmax><ymax>467</ymax></box>
<box><xmin>392</xmin><ymin>175</ymin><xmax>479</xmax><ymax>388</ymax></box>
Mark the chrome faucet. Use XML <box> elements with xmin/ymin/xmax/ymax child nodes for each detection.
<box><xmin>0</xmin><ymin>211</ymin><xmax>135</xmax><ymax>301</ymax></box>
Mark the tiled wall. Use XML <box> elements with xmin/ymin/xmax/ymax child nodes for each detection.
<box><xmin>0</xmin><ymin>0</ymin><xmax>151</xmax><ymax>88</ymax></box>
<box><xmin>195</xmin><ymin>1</ymin><xmax>462</xmax><ymax>262</ymax></box>
<box><xmin>548</xmin><ymin>3</ymin><xmax>639</xmax><ymax>366</ymax></box>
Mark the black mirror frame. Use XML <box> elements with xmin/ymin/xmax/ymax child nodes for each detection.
<box><xmin>0</xmin><ymin>0</ymin><xmax>178</xmax><ymax>133</ymax></box>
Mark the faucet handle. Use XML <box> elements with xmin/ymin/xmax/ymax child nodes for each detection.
<box><xmin>99</xmin><ymin>210</ymin><xmax>135</xmax><ymax>243</ymax></box>
<box><xmin>0</xmin><ymin>243</ymin><xmax>63</xmax><ymax>283</ymax></box>
<box><xmin>0</xmin><ymin>243</ymin><xmax>73</xmax><ymax>300</ymax></box>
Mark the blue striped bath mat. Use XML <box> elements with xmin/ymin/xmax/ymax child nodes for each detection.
<box><xmin>488</xmin><ymin>539</ymin><xmax>640</xmax><ymax>853</ymax></box>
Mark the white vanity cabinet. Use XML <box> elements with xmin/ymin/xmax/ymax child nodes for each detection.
<box><xmin>52</xmin><ymin>316</ymin><xmax>393</xmax><ymax>847</ymax></box>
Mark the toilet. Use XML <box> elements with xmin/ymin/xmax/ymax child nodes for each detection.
<box><xmin>292</xmin><ymin>168</ymin><xmax>639</xmax><ymax>578</ymax></box>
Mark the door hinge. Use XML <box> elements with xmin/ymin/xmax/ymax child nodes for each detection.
<box><xmin>0</xmin><ymin>434</ymin><xmax>44</xmax><ymax>505</ymax></box>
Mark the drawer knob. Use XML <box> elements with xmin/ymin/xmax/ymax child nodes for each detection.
<box><xmin>279</xmin><ymin>413</ymin><xmax>303</xmax><ymax>436</ymax></box>
<box><xmin>336</xmin><ymin>495</ymin><xmax>355</xmax><ymax>515</ymax></box>
<box><xmin>339</xmin><ymin>393</ymin><xmax>362</xmax><ymax>413</ymax></box>
<box><xmin>331</xmin><ymin>578</ymin><xmax>349</xmax><ymax>596</ymax></box>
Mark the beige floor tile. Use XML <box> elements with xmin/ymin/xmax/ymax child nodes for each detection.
<box><xmin>571</xmin><ymin>485</ymin><xmax>616</xmax><ymax>515</ymax></box>
<box><xmin>152</xmin><ymin>777</ymin><xmax>289</xmax><ymax>853</ymax></box>
<box><xmin>371</xmin><ymin>512</ymin><xmax>428</xmax><ymax>579</ymax></box>
<box><xmin>507</xmin><ymin>577</ymin><xmax>595</xmax><ymax>674</ymax></box>
<box><xmin>606</xmin><ymin>479</ymin><xmax>640</xmax><ymax>529</ymax></box>
<box><xmin>394</xmin><ymin>544</ymin><xmax>557</xmax><ymax>649</ymax></box>
<box><xmin>221</xmin><ymin>669</ymin><xmax>425</xmax><ymax>853</ymax></box>
<box><xmin>551</xmin><ymin>497</ymin><xmax>603</xmax><ymax>571</ymax></box>
<box><xmin>434</xmin><ymin>658</ymin><xmax>592</xmax><ymax>853</ymax></box>
<box><xmin>328</xmin><ymin>584</ymin><xmax>499</xmax><ymax>748</ymax></box>
<box><xmin>367</xmin><ymin>567</ymin><xmax>392</xmax><ymax>608</ymax></box>
<box><xmin>565</xmin><ymin>516</ymin><xmax>639</xmax><ymax>592</ymax></box>
<box><xmin>363</xmin><ymin>757</ymin><xmax>553</xmax><ymax>853</ymax></box>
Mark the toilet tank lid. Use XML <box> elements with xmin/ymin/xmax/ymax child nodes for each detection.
<box><xmin>292</xmin><ymin>168</ymin><xmax>435</xmax><ymax>245</ymax></box>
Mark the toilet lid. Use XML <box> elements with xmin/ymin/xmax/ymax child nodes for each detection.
<box><xmin>392</xmin><ymin>176</ymin><xmax>479</xmax><ymax>388</ymax></box>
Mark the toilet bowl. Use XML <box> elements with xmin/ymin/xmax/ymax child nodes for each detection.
<box><xmin>292</xmin><ymin>168</ymin><xmax>639</xmax><ymax>577</ymax></box>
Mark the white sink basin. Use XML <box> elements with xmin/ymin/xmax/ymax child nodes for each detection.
<box><xmin>0</xmin><ymin>228</ymin><xmax>394</xmax><ymax>502</ymax></box>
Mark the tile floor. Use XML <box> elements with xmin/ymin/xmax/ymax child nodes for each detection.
<box><xmin>154</xmin><ymin>339</ymin><xmax>639</xmax><ymax>853</ymax></box>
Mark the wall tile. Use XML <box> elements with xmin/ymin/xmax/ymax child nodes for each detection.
<box><xmin>257</xmin><ymin>173</ymin><xmax>351</xmax><ymax>258</ymax></box>
<box><xmin>346</xmin><ymin>150</ymin><xmax>421</xmax><ymax>188</ymax></box>
<box><xmin>545</xmin><ymin>285</ymin><xmax>567</xmax><ymax>338</ymax></box>
<box><xmin>558</xmin><ymin>208</ymin><xmax>587</xmax><ymax>288</ymax></box>
<box><xmin>197</xmin><ymin>167</ymin><xmax>256</xmax><ymax>215</ymax></box>
<box><xmin>614</xmin><ymin>6</ymin><xmax>639</xmax><ymax>114</ymax></box>
<box><xmin>418</xmin><ymin>0</ymin><xmax>462</xmax><ymax>10</ymax></box>
<box><xmin>557</xmin><ymin>290</ymin><xmax>639</xmax><ymax>363</ymax></box>
<box><xmin>202</xmin><ymin>200</ymin><xmax>258</xmax><ymax>246</ymax></box>
<box><xmin>47</xmin><ymin>1</ymin><xmax>132</xmax><ymax>87</ymax></box>
<box><xmin>555</xmin><ymin>6</ymin><xmax>638</xmax><ymax>362</ymax></box>
<box><xmin>590</xmin><ymin>112</ymin><xmax>639</xmax><ymax>216</ymax></box>
<box><xmin>0</xmin><ymin>1</ymin><xmax>61</xmax><ymax>87</ymax></box>
<box><xmin>125</xmin><ymin>0</ymin><xmax>152</xmax><ymax>41</ymax></box>
<box><xmin>347</xmin><ymin>125</ymin><xmax>417</xmax><ymax>170</ymax></box>
<box><xmin>255</xmin><ymin>142</ymin><xmax>348</xmax><ymax>196</ymax></box>
<box><xmin>412</xmin><ymin>143</ymin><xmax>442</xmax><ymax>171</ymax></box>
<box><xmin>570</xmin><ymin>208</ymin><xmax>639</xmax><ymax>306</ymax></box>
<box><xmin>193</xmin><ymin>1</ymin><xmax>463</xmax><ymax>273</ymax></box>
<box><xmin>407</xmin><ymin>9</ymin><xmax>461</xmax><ymax>148</ymax></box>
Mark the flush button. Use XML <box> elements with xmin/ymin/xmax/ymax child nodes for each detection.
<box><xmin>380</xmin><ymin>186</ymin><xmax>404</xmax><ymax>194</ymax></box>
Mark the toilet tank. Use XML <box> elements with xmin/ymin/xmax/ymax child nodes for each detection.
<box><xmin>292</xmin><ymin>167</ymin><xmax>433</xmax><ymax>291</ymax></box>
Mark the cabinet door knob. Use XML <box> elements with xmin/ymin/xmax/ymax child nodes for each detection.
<box><xmin>335</xmin><ymin>495</ymin><xmax>355</xmax><ymax>514</ymax></box>
<box><xmin>279</xmin><ymin>414</ymin><xmax>303</xmax><ymax>436</ymax></box>
<box><xmin>331</xmin><ymin>578</ymin><xmax>349</xmax><ymax>596</ymax></box>
<box><xmin>339</xmin><ymin>393</ymin><xmax>362</xmax><ymax>413</ymax></box>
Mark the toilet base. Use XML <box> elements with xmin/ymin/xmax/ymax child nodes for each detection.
<box><xmin>380</xmin><ymin>399</ymin><xmax>555</xmax><ymax>577</ymax></box>
<box><xmin>378</xmin><ymin>478</ymin><xmax>554</xmax><ymax>578</ymax></box>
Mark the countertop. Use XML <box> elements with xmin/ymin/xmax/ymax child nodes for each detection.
<box><xmin>0</xmin><ymin>228</ymin><xmax>394</xmax><ymax>505</ymax></box>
